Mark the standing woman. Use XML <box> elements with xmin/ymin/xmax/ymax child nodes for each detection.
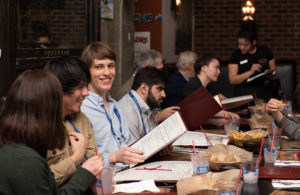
<box><xmin>0</xmin><ymin>70</ymin><xmax>103</xmax><ymax>194</ymax></box>
<box><xmin>228</xmin><ymin>20</ymin><xmax>276</xmax><ymax>101</ymax></box>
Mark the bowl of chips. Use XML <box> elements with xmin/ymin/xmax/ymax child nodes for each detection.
<box><xmin>228</xmin><ymin>130</ymin><xmax>269</xmax><ymax>154</ymax></box>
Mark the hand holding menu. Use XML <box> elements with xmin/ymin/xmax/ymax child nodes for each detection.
<box><xmin>130</xmin><ymin>111</ymin><xmax>187</xmax><ymax>165</ymax></box>
<box><xmin>129</xmin><ymin>88</ymin><xmax>222</xmax><ymax>166</ymax></box>
<box><xmin>177</xmin><ymin>87</ymin><xmax>222</xmax><ymax>130</ymax></box>
<box><xmin>247</xmin><ymin>70</ymin><xmax>274</xmax><ymax>83</ymax></box>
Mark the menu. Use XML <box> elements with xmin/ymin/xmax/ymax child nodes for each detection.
<box><xmin>115</xmin><ymin>161</ymin><xmax>192</xmax><ymax>183</ymax></box>
<box><xmin>130</xmin><ymin>111</ymin><xmax>187</xmax><ymax>164</ymax></box>
<box><xmin>178</xmin><ymin>87</ymin><xmax>222</xmax><ymax>130</ymax></box>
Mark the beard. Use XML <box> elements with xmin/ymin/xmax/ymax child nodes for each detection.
<box><xmin>146</xmin><ymin>90</ymin><xmax>160</xmax><ymax>110</ymax></box>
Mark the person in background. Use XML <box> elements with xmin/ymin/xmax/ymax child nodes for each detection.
<box><xmin>182</xmin><ymin>54</ymin><xmax>239</xmax><ymax>127</ymax></box>
<box><xmin>115</xmin><ymin>49</ymin><xmax>180</xmax><ymax>124</ymax></box>
<box><xmin>44</xmin><ymin>56</ymin><xmax>100</xmax><ymax>189</ymax></box>
<box><xmin>118</xmin><ymin>67</ymin><xmax>167</xmax><ymax>142</ymax></box>
<box><xmin>81</xmin><ymin>42</ymin><xmax>146</xmax><ymax>172</ymax></box>
<box><xmin>0</xmin><ymin>70</ymin><xmax>103</xmax><ymax>194</ymax></box>
<box><xmin>163</xmin><ymin>51</ymin><xmax>197</xmax><ymax>107</ymax></box>
<box><xmin>114</xmin><ymin>49</ymin><xmax>164</xmax><ymax>101</ymax></box>
<box><xmin>228</xmin><ymin>20</ymin><xmax>277</xmax><ymax>101</ymax></box>
<box><xmin>267</xmin><ymin>84</ymin><xmax>300</xmax><ymax>141</ymax></box>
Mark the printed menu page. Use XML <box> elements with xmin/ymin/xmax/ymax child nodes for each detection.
<box><xmin>115</xmin><ymin>161</ymin><xmax>192</xmax><ymax>182</ymax></box>
<box><xmin>172</xmin><ymin>131</ymin><xmax>226</xmax><ymax>147</ymax></box>
<box><xmin>130</xmin><ymin>111</ymin><xmax>187</xmax><ymax>161</ymax></box>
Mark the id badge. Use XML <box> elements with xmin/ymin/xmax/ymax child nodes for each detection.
<box><xmin>119</xmin><ymin>138</ymin><xmax>127</xmax><ymax>148</ymax></box>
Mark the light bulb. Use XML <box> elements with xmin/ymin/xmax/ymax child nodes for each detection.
<box><xmin>246</xmin><ymin>0</ymin><xmax>252</xmax><ymax>6</ymax></box>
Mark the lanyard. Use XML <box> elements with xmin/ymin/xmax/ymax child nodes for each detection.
<box><xmin>104</xmin><ymin>106</ymin><xmax>126</xmax><ymax>146</ymax></box>
<box><xmin>128</xmin><ymin>92</ymin><xmax>147</xmax><ymax>135</ymax></box>
<box><xmin>66</xmin><ymin>115</ymin><xmax>81</xmax><ymax>133</ymax></box>
<box><xmin>66</xmin><ymin>115</ymin><xmax>88</xmax><ymax>160</ymax></box>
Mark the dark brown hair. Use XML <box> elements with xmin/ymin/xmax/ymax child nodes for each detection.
<box><xmin>0</xmin><ymin>70</ymin><xmax>65</xmax><ymax>153</ymax></box>
<box><xmin>194</xmin><ymin>53</ymin><xmax>220</xmax><ymax>74</ymax></box>
<box><xmin>81</xmin><ymin>42</ymin><xmax>116</xmax><ymax>68</ymax></box>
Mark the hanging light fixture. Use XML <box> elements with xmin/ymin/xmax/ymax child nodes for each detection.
<box><xmin>176</xmin><ymin>0</ymin><xmax>181</xmax><ymax>7</ymax></box>
<box><xmin>242</xmin><ymin>0</ymin><xmax>255</xmax><ymax>21</ymax></box>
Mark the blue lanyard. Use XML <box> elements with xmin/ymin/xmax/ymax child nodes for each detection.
<box><xmin>66</xmin><ymin>115</ymin><xmax>87</xmax><ymax>160</ymax></box>
<box><xmin>128</xmin><ymin>92</ymin><xmax>147</xmax><ymax>135</ymax></box>
<box><xmin>66</xmin><ymin>115</ymin><xmax>81</xmax><ymax>133</ymax></box>
<box><xmin>104</xmin><ymin>106</ymin><xmax>126</xmax><ymax>145</ymax></box>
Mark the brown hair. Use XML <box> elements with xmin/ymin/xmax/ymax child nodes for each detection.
<box><xmin>0</xmin><ymin>70</ymin><xmax>65</xmax><ymax>153</ymax></box>
<box><xmin>194</xmin><ymin>53</ymin><xmax>220</xmax><ymax>74</ymax></box>
<box><xmin>81</xmin><ymin>42</ymin><xmax>116</xmax><ymax>68</ymax></box>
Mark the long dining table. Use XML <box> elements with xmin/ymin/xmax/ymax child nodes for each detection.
<box><xmin>115</xmin><ymin>111</ymin><xmax>300</xmax><ymax>195</ymax></box>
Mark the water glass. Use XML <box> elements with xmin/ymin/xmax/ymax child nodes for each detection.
<box><xmin>96</xmin><ymin>165</ymin><xmax>115</xmax><ymax>195</ymax></box>
<box><xmin>190</xmin><ymin>152</ymin><xmax>211</xmax><ymax>175</ymax></box>
<box><xmin>224</xmin><ymin>118</ymin><xmax>240</xmax><ymax>135</ymax></box>
<box><xmin>243</xmin><ymin>157</ymin><xmax>260</xmax><ymax>184</ymax></box>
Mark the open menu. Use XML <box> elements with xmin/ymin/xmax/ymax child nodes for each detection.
<box><xmin>172</xmin><ymin>131</ymin><xmax>226</xmax><ymax>147</ymax></box>
<box><xmin>220</xmin><ymin>95</ymin><xmax>254</xmax><ymax>110</ymax></box>
<box><xmin>129</xmin><ymin>87</ymin><xmax>223</xmax><ymax>166</ymax></box>
<box><xmin>130</xmin><ymin>111</ymin><xmax>187</xmax><ymax>165</ymax></box>
<box><xmin>115</xmin><ymin>161</ymin><xmax>192</xmax><ymax>183</ymax></box>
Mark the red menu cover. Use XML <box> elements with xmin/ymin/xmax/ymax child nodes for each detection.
<box><xmin>259</xmin><ymin>166</ymin><xmax>300</xmax><ymax>179</ymax></box>
<box><xmin>177</xmin><ymin>87</ymin><xmax>222</xmax><ymax>130</ymax></box>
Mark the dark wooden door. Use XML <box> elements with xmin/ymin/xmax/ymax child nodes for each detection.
<box><xmin>0</xmin><ymin>0</ymin><xmax>16</xmax><ymax>101</ymax></box>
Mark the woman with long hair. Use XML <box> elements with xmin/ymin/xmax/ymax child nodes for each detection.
<box><xmin>0</xmin><ymin>70</ymin><xmax>103</xmax><ymax>194</ymax></box>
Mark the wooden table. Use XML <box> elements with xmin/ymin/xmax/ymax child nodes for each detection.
<box><xmin>117</xmin><ymin>128</ymin><xmax>300</xmax><ymax>194</ymax></box>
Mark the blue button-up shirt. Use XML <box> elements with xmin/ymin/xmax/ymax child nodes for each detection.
<box><xmin>81</xmin><ymin>91</ymin><xmax>131</xmax><ymax>172</ymax></box>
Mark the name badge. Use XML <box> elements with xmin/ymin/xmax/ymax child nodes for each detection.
<box><xmin>240</xmin><ymin>59</ymin><xmax>248</xmax><ymax>65</ymax></box>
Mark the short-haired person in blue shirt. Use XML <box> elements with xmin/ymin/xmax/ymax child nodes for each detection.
<box><xmin>81</xmin><ymin>42</ymin><xmax>146</xmax><ymax>172</ymax></box>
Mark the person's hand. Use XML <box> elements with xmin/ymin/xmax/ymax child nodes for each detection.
<box><xmin>69</xmin><ymin>131</ymin><xmax>88</xmax><ymax>165</ymax></box>
<box><xmin>218</xmin><ymin>94</ymin><xmax>227</xmax><ymax>101</ymax></box>
<box><xmin>155</xmin><ymin>106</ymin><xmax>180</xmax><ymax>123</ymax></box>
<box><xmin>224</xmin><ymin>111</ymin><xmax>240</xmax><ymax>119</ymax></box>
<box><xmin>82</xmin><ymin>155</ymin><xmax>104</xmax><ymax>176</ymax></box>
<box><xmin>267</xmin><ymin>98</ymin><xmax>282</xmax><ymax>113</ymax></box>
<box><xmin>267</xmin><ymin>98</ymin><xmax>285</xmax><ymax>123</ymax></box>
<box><xmin>109</xmin><ymin>147</ymin><xmax>146</xmax><ymax>165</ymax></box>
<box><xmin>249</xmin><ymin>63</ymin><xmax>262</xmax><ymax>75</ymax></box>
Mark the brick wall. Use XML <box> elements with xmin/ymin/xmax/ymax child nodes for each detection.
<box><xmin>194</xmin><ymin>0</ymin><xmax>300</xmax><ymax>84</ymax></box>
<box><xmin>19</xmin><ymin>0</ymin><xmax>86</xmax><ymax>48</ymax></box>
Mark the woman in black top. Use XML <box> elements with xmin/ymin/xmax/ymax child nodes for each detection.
<box><xmin>228</xmin><ymin>20</ymin><xmax>276</xmax><ymax>101</ymax></box>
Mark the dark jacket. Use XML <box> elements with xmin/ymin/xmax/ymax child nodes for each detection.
<box><xmin>163</xmin><ymin>71</ymin><xmax>189</xmax><ymax>107</ymax></box>
<box><xmin>0</xmin><ymin>144</ymin><xmax>95</xmax><ymax>195</ymax></box>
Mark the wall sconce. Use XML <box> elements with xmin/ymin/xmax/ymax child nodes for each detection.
<box><xmin>176</xmin><ymin>0</ymin><xmax>181</xmax><ymax>7</ymax></box>
<box><xmin>242</xmin><ymin>0</ymin><xmax>255</xmax><ymax>20</ymax></box>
